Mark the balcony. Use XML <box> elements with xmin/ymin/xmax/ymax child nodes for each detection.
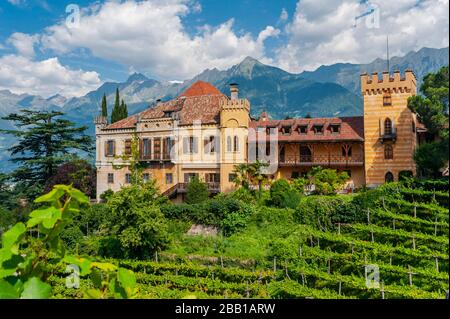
<box><xmin>379</xmin><ymin>131</ymin><xmax>397</xmax><ymax>143</ymax></box>
<box><xmin>163</xmin><ymin>182</ymin><xmax>221</xmax><ymax>197</ymax></box>
<box><xmin>140</xmin><ymin>153</ymin><xmax>172</xmax><ymax>162</ymax></box>
<box><xmin>279</xmin><ymin>154</ymin><xmax>364</xmax><ymax>166</ymax></box>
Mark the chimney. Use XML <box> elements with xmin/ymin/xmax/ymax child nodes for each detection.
<box><xmin>260</xmin><ymin>111</ymin><xmax>268</xmax><ymax>122</ymax></box>
<box><xmin>230</xmin><ymin>83</ymin><xmax>239</xmax><ymax>100</ymax></box>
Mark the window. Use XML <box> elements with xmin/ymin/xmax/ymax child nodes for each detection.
<box><xmin>124</xmin><ymin>139</ymin><xmax>132</xmax><ymax>155</ymax></box>
<box><xmin>266</xmin><ymin>142</ymin><xmax>271</xmax><ymax>156</ymax></box>
<box><xmin>233</xmin><ymin>136</ymin><xmax>239</xmax><ymax>152</ymax></box>
<box><xmin>385</xmin><ymin>172</ymin><xmax>394</xmax><ymax>183</ymax></box>
<box><xmin>298</xmin><ymin>125</ymin><xmax>308</xmax><ymax>134</ymax></box>
<box><xmin>163</xmin><ymin>137</ymin><xmax>172</xmax><ymax>159</ymax></box>
<box><xmin>107</xmin><ymin>173</ymin><xmax>114</xmax><ymax>184</ymax></box>
<box><xmin>166</xmin><ymin>173</ymin><xmax>173</xmax><ymax>184</ymax></box>
<box><xmin>204</xmin><ymin>136</ymin><xmax>217</xmax><ymax>154</ymax></box>
<box><xmin>330</xmin><ymin>124</ymin><xmax>341</xmax><ymax>134</ymax></box>
<box><xmin>342</xmin><ymin>146</ymin><xmax>352</xmax><ymax>157</ymax></box>
<box><xmin>143</xmin><ymin>173</ymin><xmax>151</xmax><ymax>183</ymax></box>
<box><xmin>412</xmin><ymin>121</ymin><xmax>416</xmax><ymax>133</ymax></box>
<box><xmin>184</xmin><ymin>173</ymin><xmax>198</xmax><ymax>183</ymax></box>
<box><xmin>384</xmin><ymin>118</ymin><xmax>393</xmax><ymax>135</ymax></box>
<box><xmin>125</xmin><ymin>173</ymin><xmax>131</xmax><ymax>184</ymax></box>
<box><xmin>142</xmin><ymin>138</ymin><xmax>151</xmax><ymax>159</ymax></box>
<box><xmin>300</xmin><ymin>146</ymin><xmax>312</xmax><ymax>162</ymax></box>
<box><xmin>226</xmin><ymin>136</ymin><xmax>232</xmax><ymax>152</ymax></box>
<box><xmin>384</xmin><ymin>144</ymin><xmax>393</xmax><ymax>159</ymax></box>
<box><xmin>228</xmin><ymin>173</ymin><xmax>237</xmax><ymax>183</ymax></box>
<box><xmin>383</xmin><ymin>94</ymin><xmax>392</xmax><ymax>106</ymax></box>
<box><xmin>266</xmin><ymin>127</ymin><xmax>276</xmax><ymax>135</ymax></box>
<box><xmin>291</xmin><ymin>172</ymin><xmax>300</xmax><ymax>179</ymax></box>
<box><xmin>183</xmin><ymin>136</ymin><xmax>198</xmax><ymax>154</ymax></box>
<box><xmin>105</xmin><ymin>140</ymin><xmax>115</xmax><ymax>157</ymax></box>
<box><xmin>154</xmin><ymin>137</ymin><xmax>161</xmax><ymax>159</ymax></box>
<box><xmin>313</xmin><ymin>125</ymin><xmax>324</xmax><ymax>135</ymax></box>
<box><xmin>205</xmin><ymin>173</ymin><xmax>220</xmax><ymax>183</ymax></box>
<box><xmin>282</xmin><ymin>126</ymin><xmax>292</xmax><ymax>135</ymax></box>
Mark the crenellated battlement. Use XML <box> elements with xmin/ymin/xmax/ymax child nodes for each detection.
<box><xmin>361</xmin><ymin>70</ymin><xmax>417</xmax><ymax>95</ymax></box>
<box><xmin>220</xmin><ymin>98</ymin><xmax>250</xmax><ymax>111</ymax></box>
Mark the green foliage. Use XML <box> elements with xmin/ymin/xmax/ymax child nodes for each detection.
<box><xmin>408</xmin><ymin>66</ymin><xmax>449</xmax><ymax>177</ymax></box>
<box><xmin>101</xmin><ymin>94</ymin><xmax>108</xmax><ymax>119</ymax></box>
<box><xmin>106</xmin><ymin>181</ymin><xmax>170</xmax><ymax>259</ymax></box>
<box><xmin>308</xmin><ymin>166</ymin><xmax>349</xmax><ymax>195</ymax></box>
<box><xmin>232</xmin><ymin>160</ymin><xmax>270</xmax><ymax>196</ymax></box>
<box><xmin>0</xmin><ymin>110</ymin><xmax>93</xmax><ymax>187</ymax></box>
<box><xmin>414</xmin><ymin>140</ymin><xmax>449</xmax><ymax>178</ymax></box>
<box><xmin>111</xmin><ymin>89</ymin><xmax>128</xmax><ymax>123</ymax></box>
<box><xmin>269</xmin><ymin>178</ymin><xmax>302</xmax><ymax>209</ymax></box>
<box><xmin>185</xmin><ymin>177</ymin><xmax>209</xmax><ymax>204</ymax></box>
<box><xmin>100</xmin><ymin>189</ymin><xmax>114</xmax><ymax>202</ymax></box>
<box><xmin>0</xmin><ymin>185</ymin><xmax>136</xmax><ymax>299</ymax></box>
<box><xmin>291</xmin><ymin>177</ymin><xmax>308</xmax><ymax>194</ymax></box>
<box><xmin>294</xmin><ymin>195</ymin><xmax>354</xmax><ymax>229</ymax></box>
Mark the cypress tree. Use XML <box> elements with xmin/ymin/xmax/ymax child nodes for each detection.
<box><xmin>101</xmin><ymin>94</ymin><xmax>108</xmax><ymax>119</ymax></box>
<box><xmin>111</xmin><ymin>88</ymin><xmax>120</xmax><ymax>123</ymax></box>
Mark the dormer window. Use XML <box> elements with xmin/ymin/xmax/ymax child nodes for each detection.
<box><xmin>313</xmin><ymin>125</ymin><xmax>324</xmax><ymax>135</ymax></box>
<box><xmin>266</xmin><ymin>127</ymin><xmax>276</xmax><ymax>135</ymax></box>
<box><xmin>330</xmin><ymin>124</ymin><xmax>341</xmax><ymax>134</ymax></box>
<box><xmin>282</xmin><ymin>126</ymin><xmax>292</xmax><ymax>135</ymax></box>
<box><xmin>298</xmin><ymin>125</ymin><xmax>308</xmax><ymax>134</ymax></box>
<box><xmin>383</xmin><ymin>94</ymin><xmax>392</xmax><ymax>106</ymax></box>
<box><xmin>164</xmin><ymin>111</ymin><xmax>172</xmax><ymax>118</ymax></box>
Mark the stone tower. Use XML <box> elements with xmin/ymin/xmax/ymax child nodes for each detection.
<box><xmin>361</xmin><ymin>70</ymin><xmax>418</xmax><ymax>187</ymax></box>
<box><xmin>220</xmin><ymin>83</ymin><xmax>250</xmax><ymax>192</ymax></box>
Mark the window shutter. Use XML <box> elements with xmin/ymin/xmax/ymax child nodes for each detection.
<box><xmin>104</xmin><ymin>141</ymin><xmax>108</xmax><ymax>157</ymax></box>
<box><xmin>204</xmin><ymin>137</ymin><xmax>209</xmax><ymax>154</ymax></box>
<box><xmin>183</xmin><ymin>137</ymin><xmax>188</xmax><ymax>154</ymax></box>
<box><xmin>112</xmin><ymin>141</ymin><xmax>116</xmax><ymax>156</ymax></box>
<box><xmin>193</xmin><ymin>137</ymin><xmax>198</xmax><ymax>154</ymax></box>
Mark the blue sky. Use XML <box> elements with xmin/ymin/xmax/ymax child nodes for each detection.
<box><xmin>0</xmin><ymin>0</ymin><xmax>448</xmax><ymax>98</ymax></box>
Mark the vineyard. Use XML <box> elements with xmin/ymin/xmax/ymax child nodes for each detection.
<box><xmin>49</xmin><ymin>180</ymin><xmax>449</xmax><ymax>299</ymax></box>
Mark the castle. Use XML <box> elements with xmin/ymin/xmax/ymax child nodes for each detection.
<box><xmin>94</xmin><ymin>70</ymin><xmax>425</xmax><ymax>201</ymax></box>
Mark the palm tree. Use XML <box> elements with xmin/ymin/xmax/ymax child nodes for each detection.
<box><xmin>232</xmin><ymin>160</ymin><xmax>269</xmax><ymax>197</ymax></box>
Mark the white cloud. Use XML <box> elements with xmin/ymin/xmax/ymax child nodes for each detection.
<box><xmin>0</xmin><ymin>55</ymin><xmax>101</xmax><ymax>98</ymax></box>
<box><xmin>7</xmin><ymin>33</ymin><xmax>39</xmax><ymax>58</ymax></box>
<box><xmin>275</xmin><ymin>0</ymin><xmax>450</xmax><ymax>72</ymax></box>
<box><xmin>40</xmin><ymin>0</ymin><xmax>279</xmax><ymax>80</ymax></box>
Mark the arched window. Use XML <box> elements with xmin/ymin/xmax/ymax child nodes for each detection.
<box><xmin>384</xmin><ymin>118</ymin><xmax>393</xmax><ymax>135</ymax></box>
<box><xmin>300</xmin><ymin>145</ymin><xmax>312</xmax><ymax>162</ymax></box>
<box><xmin>385</xmin><ymin>172</ymin><xmax>394</xmax><ymax>183</ymax></box>
<box><xmin>384</xmin><ymin>144</ymin><xmax>393</xmax><ymax>159</ymax></box>
<box><xmin>233</xmin><ymin>136</ymin><xmax>239</xmax><ymax>152</ymax></box>
<box><xmin>227</xmin><ymin>136</ymin><xmax>232</xmax><ymax>152</ymax></box>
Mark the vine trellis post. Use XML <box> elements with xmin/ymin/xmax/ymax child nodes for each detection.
<box><xmin>392</xmin><ymin>219</ymin><xmax>396</xmax><ymax>230</ymax></box>
<box><xmin>434</xmin><ymin>217</ymin><xmax>438</xmax><ymax>236</ymax></box>
<box><xmin>381</xmin><ymin>282</ymin><xmax>385</xmax><ymax>299</ymax></box>
<box><xmin>367</xmin><ymin>208</ymin><xmax>371</xmax><ymax>224</ymax></box>
<box><xmin>413</xmin><ymin>205</ymin><xmax>417</xmax><ymax>218</ymax></box>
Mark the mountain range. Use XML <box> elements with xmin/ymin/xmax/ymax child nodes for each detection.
<box><xmin>0</xmin><ymin>46</ymin><xmax>448</xmax><ymax>172</ymax></box>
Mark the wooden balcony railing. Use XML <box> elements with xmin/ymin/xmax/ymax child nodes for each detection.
<box><xmin>162</xmin><ymin>182</ymin><xmax>221</xmax><ymax>197</ymax></box>
<box><xmin>279</xmin><ymin>154</ymin><xmax>364</xmax><ymax>166</ymax></box>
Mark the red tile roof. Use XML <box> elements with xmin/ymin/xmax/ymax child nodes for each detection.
<box><xmin>104</xmin><ymin>81</ymin><xmax>226</xmax><ymax>129</ymax></box>
<box><xmin>249</xmin><ymin>116</ymin><xmax>364</xmax><ymax>142</ymax></box>
<box><xmin>179</xmin><ymin>81</ymin><xmax>224</xmax><ymax>97</ymax></box>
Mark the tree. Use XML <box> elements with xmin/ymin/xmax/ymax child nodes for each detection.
<box><xmin>44</xmin><ymin>159</ymin><xmax>96</xmax><ymax>198</ymax></box>
<box><xmin>120</xmin><ymin>99</ymin><xmax>128</xmax><ymax>119</ymax></box>
<box><xmin>408</xmin><ymin>66</ymin><xmax>449</xmax><ymax>177</ymax></box>
<box><xmin>269</xmin><ymin>178</ymin><xmax>301</xmax><ymax>209</ymax></box>
<box><xmin>308</xmin><ymin>166</ymin><xmax>349</xmax><ymax>195</ymax></box>
<box><xmin>101</xmin><ymin>93</ymin><xmax>108</xmax><ymax>119</ymax></box>
<box><xmin>186</xmin><ymin>176</ymin><xmax>209</xmax><ymax>204</ymax></box>
<box><xmin>106</xmin><ymin>180</ymin><xmax>170</xmax><ymax>259</ymax></box>
<box><xmin>232</xmin><ymin>160</ymin><xmax>269</xmax><ymax>197</ymax></box>
<box><xmin>0</xmin><ymin>110</ymin><xmax>93</xmax><ymax>187</ymax></box>
<box><xmin>111</xmin><ymin>89</ymin><xmax>128</xmax><ymax>123</ymax></box>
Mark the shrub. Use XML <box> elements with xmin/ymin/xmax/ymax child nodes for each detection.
<box><xmin>186</xmin><ymin>177</ymin><xmax>209</xmax><ymax>204</ymax></box>
<box><xmin>106</xmin><ymin>181</ymin><xmax>170</xmax><ymax>259</ymax></box>
<box><xmin>308</xmin><ymin>166</ymin><xmax>349</xmax><ymax>195</ymax></box>
<box><xmin>268</xmin><ymin>238</ymin><xmax>297</xmax><ymax>262</ymax></box>
<box><xmin>269</xmin><ymin>179</ymin><xmax>302</xmax><ymax>209</ymax></box>
<box><xmin>100</xmin><ymin>189</ymin><xmax>114</xmax><ymax>202</ymax></box>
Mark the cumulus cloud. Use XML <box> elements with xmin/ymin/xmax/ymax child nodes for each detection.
<box><xmin>0</xmin><ymin>55</ymin><xmax>101</xmax><ymax>98</ymax></box>
<box><xmin>275</xmin><ymin>0</ymin><xmax>450</xmax><ymax>72</ymax></box>
<box><xmin>40</xmin><ymin>0</ymin><xmax>279</xmax><ymax>80</ymax></box>
<box><xmin>6</xmin><ymin>33</ymin><xmax>39</xmax><ymax>58</ymax></box>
